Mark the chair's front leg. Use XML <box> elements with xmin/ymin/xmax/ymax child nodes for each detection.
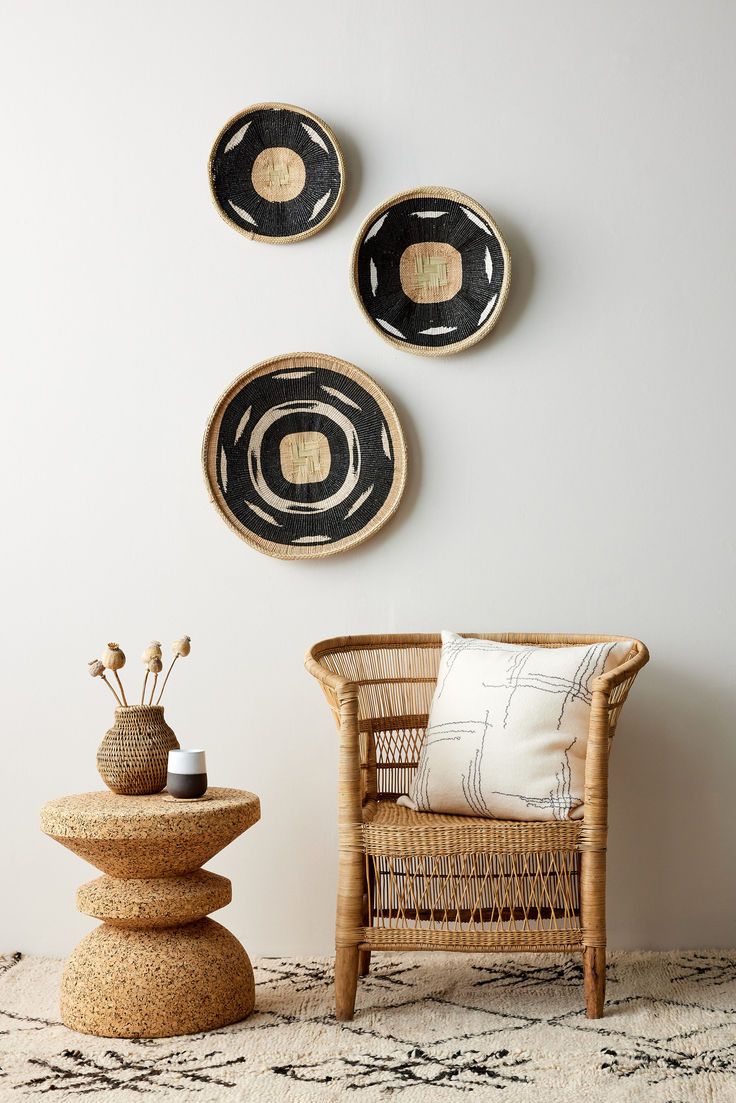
<box><xmin>335</xmin><ymin>690</ymin><xmax>364</xmax><ymax>1021</ymax></box>
<box><xmin>581</xmin><ymin>834</ymin><xmax>607</xmax><ymax>1018</ymax></box>
<box><xmin>335</xmin><ymin>840</ymin><xmax>364</xmax><ymax>1018</ymax></box>
<box><xmin>583</xmin><ymin>946</ymin><xmax>606</xmax><ymax>1017</ymax></box>
<box><xmin>335</xmin><ymin>946</ymin><xmax>360</xmax><ymax>1020</ymax></box>
<box><xmin>335</xmin><ymin>838</ymin><xmax>363</xmax><ymax>1019</ymax></box>
<box><xmin>581</xmin><ymin>688</ymin><xmax>610</xmax><ymax>1019</ymax></box>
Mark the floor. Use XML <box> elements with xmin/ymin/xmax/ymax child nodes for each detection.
<box><xmin>1</xmin><ymin>950</ymin><xmax>735</xmax><ymax>1100</ymax></box>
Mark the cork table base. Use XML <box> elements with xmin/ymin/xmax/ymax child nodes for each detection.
<box><xmin>61</xmin><ymin>919</ymin><xmax>254</xmax><ymax>1037</ymax></box>
<box><xmin>41</xmin><ymin>788</ymin><xmax>260</xmax><ymax>1038</ymax></box>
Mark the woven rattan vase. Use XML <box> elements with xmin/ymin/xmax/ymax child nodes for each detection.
<box><xmin>97</xmin><ymin>706</ymin><xmax>179</xmax><ymax>796</ymax></box>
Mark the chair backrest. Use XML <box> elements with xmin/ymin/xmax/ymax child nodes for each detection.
<box><xmin>306</xmin><ymin>633</ymin><xmax>646</xmax><ymax>803</ymax></box>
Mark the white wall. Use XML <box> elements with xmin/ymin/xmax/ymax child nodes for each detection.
<box><xmin>1</xmin><ymin>0</ymin><xmax>734</xmax><ymax>957</ymax></box>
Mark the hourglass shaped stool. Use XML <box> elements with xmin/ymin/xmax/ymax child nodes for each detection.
<box><xmin>41</xmin><ymin>788</ymin><xmax>260</xmax><ymax>1038</ymax></box>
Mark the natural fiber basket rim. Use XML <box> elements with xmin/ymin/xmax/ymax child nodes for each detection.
<box><xmin>351</xmin><ymin>186</ymin><xmax>512</xmax><ymax>357</ymax></box>
<box><xmin>208</xmin><ymin>102</ymin><xmax>346</xmax><ymax>245</ymax></box>
<box><xmin>112</xmin><ymin>705</ymin><xmax>165</xmax><ymax>714</ymax></box>
<box><xmin>202</xmin><ymin>351</ymin><xmax>407</xmax><ymax>560</ymax></box>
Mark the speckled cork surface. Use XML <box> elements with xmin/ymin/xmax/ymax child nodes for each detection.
<box><xmin>41</xmin><ymin>788</ymin><xmax>260</xmax><ymax>839</ymax></box>
<box><xmin>77</xmin><ymin>870</ymin><xmax>232</xmax><ymax>928</ymax></box>
<box><xmin>61</xmin><ymin>919</ymin><xmax>255</xmax><ymax>1037</ymax></box>
<box><xmin>41</xmin><ymin>788</ymin><xmax>260</xmax><ymax>1038</ymax></box>
<box><xmin>41</xmin><ymin>788</ymin><xmax>260</xmax><ymax>877</ymax></box>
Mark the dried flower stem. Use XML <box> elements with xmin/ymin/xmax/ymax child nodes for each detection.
<box><xmin>113</xmin><ymin>670</ymin><xmax>128</xmax><ymax>707</ymax></box>
<box><xmin>149</xmin><ymin>673</ymin><xmax>159</xmax><ymax>705</ymax></box>
<box><xmin>101</xmin><ymin>674</ymin><xmax>123</xmax><ymax>706</ymax></box>
<box><xmin>141</xmin><ymin>670</ymin><xmax>149</xmax><ymax>706</ymax></box>
<box><xmin>154</xmin><ymin>655</ymin><xmax>178</xmax><ymax>705</ymax></box>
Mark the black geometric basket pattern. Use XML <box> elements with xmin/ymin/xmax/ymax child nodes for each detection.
<box><xmin>203</xmin><ymin>354</ymin><xmax>406</xmax><ymax>559</ymax></box>
<box><xmin>209</xmin><ymin>103</ymin><xmax>344</xmax><ymax>243</ymax></box>
<box><xmin>353</xmin><ymin>187</ymin><xmax>510</xmax><ymax>355</ymax></box>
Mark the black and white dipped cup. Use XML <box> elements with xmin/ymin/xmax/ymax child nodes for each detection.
<box><xmin>167</xmin><ymin>749</ymin><xmax>208</xmax><ymax>799</ymax></box>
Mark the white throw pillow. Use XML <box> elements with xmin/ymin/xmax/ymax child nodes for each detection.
<box><xmin>398</xmin><ymin>631</ymin><xmax>633</xmax><ymax>821</ymax></box>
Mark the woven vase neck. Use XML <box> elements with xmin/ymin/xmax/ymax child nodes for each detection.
<box><xmin>114</xmin><ymin>704</ymin><xmax>165</xmax><ymax>717</ymax></box>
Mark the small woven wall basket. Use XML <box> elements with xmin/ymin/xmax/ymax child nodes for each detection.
<box><xmin>202</xmin><ymin>352</ymin><xmax>407</xmax><ymax>560</ymax></box>
<box><xmin>352</xmin><ymin>186</ymin><xmax>511</xmax><ymax>356</ymax></box>
<box><xmin>209</xmin><ymin>102</ymin><xmax>345</xmax><ymax>244</ymax></box>
<box><xmin>97</xmin><ymin>706</ymin><xmax>179</xmax><ymax>796</ymax></box>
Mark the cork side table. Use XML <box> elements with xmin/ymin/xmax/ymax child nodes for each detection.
<box><xmin>41</xmin><ymin>787</ymin><xmax>260</xmax><ymax>1038</ymax></box>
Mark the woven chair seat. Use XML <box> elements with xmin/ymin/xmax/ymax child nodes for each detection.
<box><xmin>362</xmin><ymin>800</ymin><xmax>581</xmax><ymax>856</ymax></box>
<box><xmin>360</xmin><ymin>799</ymin><xmax>584</xmax><ymax>954</ymax></box>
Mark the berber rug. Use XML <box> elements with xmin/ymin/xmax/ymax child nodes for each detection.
<box><xmin>0</xmin><ymin>950</ymin><xmax>734</xmax><ymax>1100</ymax></box>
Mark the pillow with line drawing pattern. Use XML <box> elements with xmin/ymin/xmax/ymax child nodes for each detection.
<box><xmin>398</xmin><ymin>631</ymin><xmax>633</xmax><ymax>821</ymax></box>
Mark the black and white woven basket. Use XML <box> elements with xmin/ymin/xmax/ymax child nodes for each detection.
<box><xmin>352</xmin><ymin>187</ymin><xmax>511</xmax><ymax>356</ymax></box>
<box><xmin>202</xmin><ymin>353</ymin><xmax>406</xmax><ymax>559</ymax></box>
<box><xmin>209</xmin><ymin>103</ymin><xmax>345</xmax><ymax>244</ymax></box>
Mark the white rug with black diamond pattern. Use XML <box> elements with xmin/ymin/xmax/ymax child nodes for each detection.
<box><xmin>1</xmin><ymin>950</ymin><xmax>734</xmax><ymax>1100</ymax></box>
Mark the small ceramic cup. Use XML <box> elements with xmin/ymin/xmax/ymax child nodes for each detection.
<box><xmin>167</xmin><ymin>749</ymin><xmax>208</xmax><ymax>799</ymax></box>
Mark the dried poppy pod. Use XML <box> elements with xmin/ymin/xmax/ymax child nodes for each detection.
<box><xmin>143</xmin><ymin>654</ymin><xmax>165</xmax><ymax>704</ymax></box>
<box><xmin>141</xmin><ymin>651</ymin><xmax>163</xmax><ymax>706</ymax></box>
<box><xmin>103</xmin><ymin>643</ymin><xmax>126</xmax><ymax>671</ymax></box>
<box><xmin>154</xmin><ymin>636</ymin><xmax>192</xmax><ymax>705</ymax></box>
<box><xmin>142</xmin><ymin>640</ymin><xmax>162</xmax><ymax>664</ymax></box>
<box><xmin>103</xmin><ymin>643</ymin><xmax>128</xmax><ymax>706</ymax></box>
<box><xmin>88</xmin><ymin>657</ymin><xmax>122</xmax><ymax>705</ymax></box>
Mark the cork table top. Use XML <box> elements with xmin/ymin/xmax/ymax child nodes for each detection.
<box><xmin>41</xmin><ymin>788</ymin><xmax>260</xmax><ymax>841</ymax></box>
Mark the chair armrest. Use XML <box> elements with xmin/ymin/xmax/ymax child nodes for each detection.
<box><xmin>304</xmin><ymin>649</ymin><xmax>354</xmax><ymax>698</ymax></box>
<box><xmin>305</xmin><ymin>649</ymin><xmax>363</xmax><ymax>827</ymax></box>
<box><xmin>583</xmin><ymin>638</ymin><xmax>648</xmax><ymax>843</ymax></box>
<box><xmin>592</xmin><ymin>640</ymin><xmax>649</xmax><ymax>691</ymax></box>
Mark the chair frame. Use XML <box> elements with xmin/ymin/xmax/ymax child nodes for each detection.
<box><xmin>306</xmin><ymin>633</ymin><xmax>648</xmax><ymax>1021</ymax></box>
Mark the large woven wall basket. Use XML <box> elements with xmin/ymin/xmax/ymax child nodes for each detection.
<box><xmin>202</xmin><ymin>353</ymin><xmax>407</xmax><ymax>559</ymax></box>
<box><xmin>352</xmin><ymin>187</ymin><xmax>511</xmax><ymax>356</ymax></box>
<box><xmin>209</xmin><ymin>102</ymin><xmax>345</xmax><ymax>244</ymax></box>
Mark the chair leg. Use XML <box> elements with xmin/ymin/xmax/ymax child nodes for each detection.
<box><xmin>333</xmin><ymin>693</ymin><xmax>367</xmax><ymax>1022</ymax></box>
<box><xmin>583</xmin><ymin>947</ymin><xmax>606</xmax><ymax>1018</ymax></box>
<box><xmin>335</xmin><ymin>946</ymin><xmax>360</xmax><ymax>1021</ymax></box>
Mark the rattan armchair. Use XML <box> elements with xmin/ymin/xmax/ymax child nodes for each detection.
<box><xmin>306</xmin><ymin>633</ymin><xmax>648</xmax><ymax>1020</ymax></box>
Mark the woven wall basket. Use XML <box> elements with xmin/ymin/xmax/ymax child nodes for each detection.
<box><xmin>352</xmin><ymin>187</ymin><xmax>511</xmax><ymax>356</ymax></box>
<box><xmin>209</xmin><ymin>102</ymin><xmax>345</xmax><ymax>244</ymax></box>
<box><xmin>202</xmin><ymin>352</ymin><xmax>407</xmax><ymax>559</ymax></box>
